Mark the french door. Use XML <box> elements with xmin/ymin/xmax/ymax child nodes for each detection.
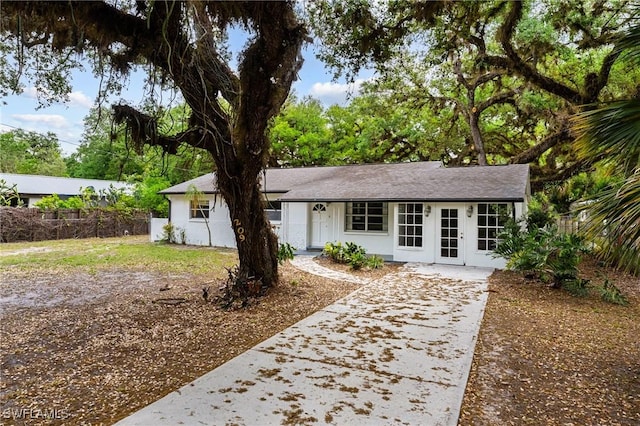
<box><xmin>436</xmin><ymin>206</ymin><xmax>464</xmax><ymax>265</ymax></box>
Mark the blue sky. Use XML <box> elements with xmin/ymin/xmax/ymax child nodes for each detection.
<box><xmin>0</xmin><ymin>32</ymin><xmax>370</xmax><ymax>155</ymax></box>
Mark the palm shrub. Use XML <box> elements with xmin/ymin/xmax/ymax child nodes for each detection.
<box><xmin>495</xmin><ymin>213</ymin><xmax>591</xmax><ymax>292</ymax></box>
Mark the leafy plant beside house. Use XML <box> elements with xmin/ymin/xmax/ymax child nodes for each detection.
<box><xmin>494</xmin><ymin>207</ymin><xmax>630</xmax><ymax>303</ymax></box>
<box><xmin>0</xmin><ymin>179</ymin><xmax>22</xmax><ymax>207</ymax></box>
<box><xmin>323</xmin><ymin>241</ymin><xmax>384</xmax><ymax>270</ymax></box>
<box><xmin>277</xmin><ymin>243</ymin><xmax>296</xmax><ymax>264</ymax></box>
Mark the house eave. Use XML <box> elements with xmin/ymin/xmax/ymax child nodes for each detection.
<box><xmin>278</xmin><ymin>197</ymin><xmax>526</xmax><ymax>203</ymax></box>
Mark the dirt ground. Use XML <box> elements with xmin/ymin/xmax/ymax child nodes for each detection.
<box><xmin>1</xmin><ymin>241</ymin><xmax>638</xmax><ymax>425</ymax></box>
<box><xmin>0</xmin><ymin>254</ymin><xmax>363</xmax><ymax>425</ymax></box>
<box><xmin>459</xmin><ymin>257</ymin><xmax>640</xmax><ymax>425</ymax></box>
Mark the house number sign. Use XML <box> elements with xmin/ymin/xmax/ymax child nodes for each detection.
<box><xmin>233</xmin><ymin>219</ymin><xmax>246</xmax><ymax>242</ymax></box>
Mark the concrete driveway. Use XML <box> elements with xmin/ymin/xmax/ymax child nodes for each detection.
<box><xmin>116</xmin><ymin>259</ymin><xmax>492</xmax><ymax>426</ymax></box>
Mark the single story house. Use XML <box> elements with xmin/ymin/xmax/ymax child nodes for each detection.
<box><xmin>0</xmin><ymin>173</ymin><xmax>132</xmax><ymax>207</ymax></box>
<box><xmin>154</xmin><ymin>161</ymin><xmax>530</xmax><ymax>268</ymax></box>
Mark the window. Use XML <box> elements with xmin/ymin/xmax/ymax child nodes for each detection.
<box><xmin>346</xmin><ymin>202</ymin><xmax>388</xmax><ymax>232</ymax></box>
<box><xmin>398</xmin><ymin>203</ymin><xmax>423</xmax><ymax>247</ymax></box>
<box><xmin>190</xmin><ymin>200</ymin><xmax>210</xmax><ymax>219</ymax></box>
<box><xmin>265</xmin><ymin>200</ymin><xmax>282</xmax><ymax>222</ymax></box>
<box><xmin>477</xmin><ymin>203</ymin><xmax>510</xmax><ymax>251</ymax></box>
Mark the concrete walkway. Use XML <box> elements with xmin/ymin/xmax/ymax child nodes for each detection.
<box><xmin>116</xmin><ymin>259</ymin><xmax>492</xmax><ymax>426</ymax></box>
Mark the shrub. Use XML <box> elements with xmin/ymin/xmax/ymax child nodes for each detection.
<box><xmin>596</xmin><ymin>278</ymin><xmax>628</xmax><ymax>306</ymax></box>
<box><xmin>216</xmin><ymin>265</ymin><xmax>263</xmax><ymax>310</ymax></box>
<box><xmin>563</xmin><ymin>278</ymin><xmax>591</xmax><ymax>297</ymax></box>
<box><xmin>495</xmin><ymin>210</ymin><xmax>591</xmax><ymax>293</ymax></box>
<box><xmin>366</xmin><ymin>255</ymin><xmax>384</xmax><ymax>269</ymax></box>
<box><xmin>323</xmin><ymin>241</ymin><xmax>382</xmax><ymax>270</ymax></box>
<box><xmin>160</xmin><ymin>222</ymin><xmax>185</xmax><ymax>244</ymax></box>
<box><xmin>160</xmin><ymin>222</ymin><xmax>175</xmax><ymax>243</ymax></box>
<box><xmin>277</xmin><ymin>242</ymin><xmax>296</xmax><ymax>264</ymax></box>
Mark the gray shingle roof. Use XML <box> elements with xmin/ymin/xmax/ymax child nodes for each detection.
<box><xmin>160</xmin><ymin>162</ymin><xmax>530</xmax><ymax>202</ymax></box>
<box><xmin>0</xmin><ymin>173</ymin><xmax>132</xmax><ymax>197</ymax></box>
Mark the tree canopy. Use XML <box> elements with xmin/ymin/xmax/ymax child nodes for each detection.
<box><xmin>310</xmin><ymin>0</ymin><xmax>640</xmax><ymax>188</ymax></box>
<box><xmin>1</xmin><ymin>0</ymin><xmax>309</xmax><ymax>288</ymax></box>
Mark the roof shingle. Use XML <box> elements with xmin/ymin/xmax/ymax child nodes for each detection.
<box><xmin>160</xmin><ymin>162</ymin><xmax>530</xmax><ymax>202</ymax></box>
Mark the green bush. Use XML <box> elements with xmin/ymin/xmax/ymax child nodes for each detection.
<box><xmin>596</xmin><ymin>278</ymin><xmax>628</xmax><ymax>306</ymax></box>
<box><xmin>366</xmin><ymin>255</ymin><xmax>384</xmax><ymax>269</ymax></box>
<box><xmin>563</xmin><ymin>278</ymin><xmax>591</xmax><ymax>297</ymax></box>
<box><xmin>495</xmin><ymin>206</ymin><xmax>591</xmax><ymax>294</ymax></box>
<box><xmin>323</xmin><ymin>241</ymin><xmax>383</xmax><ymax>270</ymax></box>
<box><xmin>277</xmin><ymin>242</ymin><xmax>296</xmax><ymax>264</ymax></box>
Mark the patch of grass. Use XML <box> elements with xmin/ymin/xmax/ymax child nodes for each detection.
<box><xmin>0</xmin><ymin>236</ymin><xmax>237</xmax><ymax>274</ymax></box>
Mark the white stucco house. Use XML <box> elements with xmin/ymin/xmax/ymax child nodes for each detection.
<box><xmin>152</xmin><ymin>161</ymin><xmax>530</xmax><ymax>268</ymax></box>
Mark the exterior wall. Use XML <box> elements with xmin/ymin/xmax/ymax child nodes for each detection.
<box><xmin>150</xmin><ymin>218</ymin><xmax>169</xmax><ymax>241</ymax></box>
<box><xmin>164</xmin><ymin>193</ymin><xmax>286</xmax><ymax>248</ymax></box>
<box><xmin>164</xmin><ymin>194</ymin><xmax>236</xmax><ymax>247</ymax></box>
<box><xmin>327</xmin><ymin>202</ymin><xmax>395</xmax><ymax>256</ymax></box>
<box><xmin>161</xmin><ymin>195</ymin><xmax>527</xmax><ymax>270</ymax></box>
<box><xmin>281</xmin><ymin>202</ymin><xmax>308</xmax><ymax>250</ymax></box>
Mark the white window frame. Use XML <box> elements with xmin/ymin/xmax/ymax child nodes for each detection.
<box><xmin>477</xmin><ymin>203</ymin><xmax>510</xmax><ymax>251</ymax></box>
<box><xmin>345</xmin><ymin>202</ymin><xmax>388</xmax><ymax>233</ymax></box>
<box><xmin>398</xmin><ymin>203</ymin><xmax>424</xmax><ymax>248</ymax></box>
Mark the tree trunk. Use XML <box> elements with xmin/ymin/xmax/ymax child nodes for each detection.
<box><xmin>468</xmin><ymin>113</ymin><xmax>488</xmax><ymax>166</ymax></box>
<box><xmin>212</xmin><ymin>154</ymin><xmax>279</xmax><ymax>288</ymax></box>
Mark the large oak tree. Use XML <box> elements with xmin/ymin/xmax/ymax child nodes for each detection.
<box><xmin>310</xmin><ymin>0</ymin><xmax>638</xmax><ymax>186</ymax></box>
<box><xmin>1</xmin><ymin>1</ymin><xmax>308</xmax><ymax>288</ymax></box>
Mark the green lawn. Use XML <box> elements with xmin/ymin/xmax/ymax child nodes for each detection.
<box><xmin>0</xmin><ymin>236</ymin><xmax>238</xmax><ymax>275</ymax></box>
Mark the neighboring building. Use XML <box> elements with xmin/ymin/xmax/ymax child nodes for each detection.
<box><xmin>0</xmin><ymin>173</ymin><xmax>132</xmax><ymax>207</ymax></box>
<box><xmin>154</xmin><ymin>161</ymin><xmax>530</xmax><ymax>268</ymax></box>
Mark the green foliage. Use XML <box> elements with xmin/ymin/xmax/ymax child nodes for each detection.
<box><xmin>492</xmin><ymin>218</ymin><xmax>528</xmax><ymax>260</ymax></box>
<box><xmin>133</xmin><ymin>176</ymin><xmax>171</xmax><ymax>217</ymax></box>
<box><xmin>0</xmin><ymin>179</ymin><xmax>22</xmax><ymax>206</ymax></box>
<box><xmin>269</xmin><ymin>96</ymin><xmax>332</xmax><ymax>167</ymax></box>
<box><xmin>365</xmin><ymin>254</ymin><xmax>385</xmax><ymax>270</ymax></box>
<box><xmin>596</xmin><ymin>277</ymin><xmax>628</xmax><ymax>306</ymax></box>
<box><xmin>0</xmin><ymin>129</ymin><xmax>67</xmax><ymax>176</ymax></box>
<box><xmin>525</xmin><ymin>193</ymin><xmax>557</xmax><ymax>230</ymax></box>
<box><xmin>277</xmin><ymin>242</ymin><xmax>296</xmax><ymax>264</ymax></box>
<box><xmin>563</xmin><ymin>278</ymin><xmax>591</xmax><ymax>298</ymax></box>
<box><xmin>161</xmin><ymin>222</ymin><xmax>176</xmax><ymax>243</ymax></box>
<box><xmin>323</xmin><ymin>241</ymin><xmax>381</xmax><ymax>270</ymax></box>
<box><xmin>33</xmin><ymin>185</ymin><xmax>135</xmax><ymax>213</ymax></box>
<box><xmin>160</xmin><ymin>222</ymin><xmax>186</xmax><ymax>245</ymax></box>
<box><xmin>495</xmin><ymin>205</ymin><xmax>591</xmax><ymax>294</ymax></box>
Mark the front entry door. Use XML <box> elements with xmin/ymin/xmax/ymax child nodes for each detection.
<box><xmin>311</xmin><ymin>203</ymin><xmax>329</xmax><ymax>248</ymax></box>
<box><xmin>436</xmin><ymin>206</ymin><xmax>464</xmax><ymax>265</ymax></box>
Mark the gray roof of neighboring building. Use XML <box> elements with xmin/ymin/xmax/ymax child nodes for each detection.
<box><xmin>160</xmin><ymin>162</ymin><xmax>530</xmax><ymax>202</ymax></box>
<box><xmin>0</xmin><ymin>173</ymin><xmax>132</xmax><ymax>197</ymax></box>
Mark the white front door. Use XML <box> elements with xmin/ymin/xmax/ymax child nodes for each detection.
<box><xmin>311</xmin><ymin>203</ymin><xmax>329</xmax><ymax>247</ymax></box>
<box><xmin>436</xmin><ymin>206</ymin><xmax>464</xmax><ymax>265</ymax></box>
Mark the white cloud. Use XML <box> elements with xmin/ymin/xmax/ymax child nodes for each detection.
<box><xmin>22</xmin><ymin>86</ymin><xmax>93</xmax><ymax>109</ymax></box>
<box><xmin>22</xmin><ymin>86</ymin><xmax>42</xmax><ymax>99</ymax></box>
<box><xmin>11</xmin><ymin>114</ymin><xmax>70</xmax><ymax>129</ymax></box>
<box><xmin>309</xmin><ymin>78</ymin><xmax>368</xmax><ymax>106</ymax></box>
<box><xmin>68</xmin><ymin>91</ymin><xmax>94</xmax><ymax>109</ymax></box>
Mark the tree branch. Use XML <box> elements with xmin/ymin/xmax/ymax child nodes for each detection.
<box><xmin>510</xmin><ymin>122</ymin><xmax>573</xmax><ymax>164</ymax></box>
<box><xmin>498</xmin><ymin>2</ymin><xmax>584</xmax><ymax>104</ymax></box>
